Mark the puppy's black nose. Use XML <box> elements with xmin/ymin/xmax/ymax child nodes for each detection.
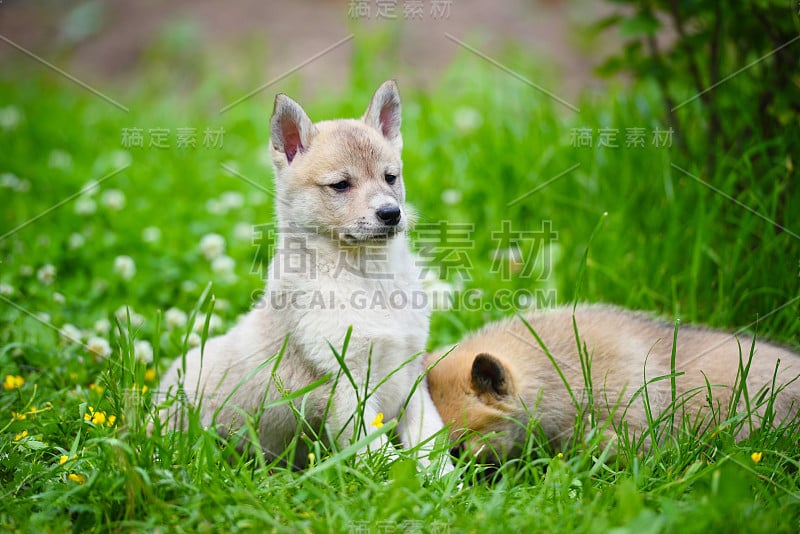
<box><xmin>376</xmin><ymin>205</ymin><xmax>401</xmax><ymax>226</ymax></box>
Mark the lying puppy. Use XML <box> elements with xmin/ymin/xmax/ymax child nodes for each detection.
<box><xmin>425</xmin><ymin>304</ymin><xmax>800</xmax><ymax>462</ymax></box>
<box><xmin>157</xmin><ymin>81</ymin><xmax>447</xmax><ymax>469</ymax></box>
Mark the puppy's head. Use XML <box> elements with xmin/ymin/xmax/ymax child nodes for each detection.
<box><xmin>426</xmin><ymin>350</ymin><xmax>527</xmax><ymax>464</ymax></box>
<box><xmin>269</xmin><ymin>80</ymin><xmax>407</xmax><ymax>244</ymax></box>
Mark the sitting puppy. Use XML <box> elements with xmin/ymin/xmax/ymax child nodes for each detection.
<box><xmin>157</xmin><ymin>81</ymin><xmax>446</xmax><ymax>469</ymax></box>
<box><xmin>425</xmin><ymin>304</ymin><xmax>800</xmax><ymax>462</ymax></box>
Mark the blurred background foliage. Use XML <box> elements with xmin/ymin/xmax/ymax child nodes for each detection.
<box><xmin>1</xmin><ymin>1</ymin><xmax>798</xmax><ymax>348</ymax></box>
<box><xmin>596</xmin><ymin>0</ymin><xmax>800</xmax><ymax>173</ymax></box>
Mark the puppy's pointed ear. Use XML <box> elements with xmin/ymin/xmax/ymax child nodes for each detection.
<box><xmin>270</xmin><ymin>94</ymin><xmax>317</xmax><ymax>165</ymax></box>
<box><xmin>471</xmin><ymin>353</ymin><xmax>510</xmax><ymax>397</ymax></box>
<box><xmin>363</xmin><ymin>80</ymin><xmax>402</xmax><ymax>151</ymax></box>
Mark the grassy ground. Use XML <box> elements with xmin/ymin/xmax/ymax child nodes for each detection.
<box><xmin>1</xmin><ymin>36</ymin><xmax>799</xmax><ymax>532</ymax></box>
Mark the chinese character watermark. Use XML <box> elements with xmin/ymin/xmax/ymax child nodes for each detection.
<box><xmin>347</xmin><ymin>0</ymin><xmax>453</xmax><ymax>20</ymax></box>
<box><xmin>413</xmin><ymin>222</ymin><xmax>475</xmax><ymax>280</ymax></box>
<box><xmin>120</xmin><ymin>127</ymin><xmax>225</xmax><ymax>149</ymax></box>
<box><xmin>490</xmin><ymin>220</ymin><xmax>558</xmax><ymax>282</ymax></box>
<box><xmin>569</xmin><ymin>126</ymin><xmax>674</xmax><ymax>149</ymax></box>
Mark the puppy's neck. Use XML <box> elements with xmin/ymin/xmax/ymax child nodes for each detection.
<box><xmin>268</xmin><ymin>226</ymin><xmax>410</xmax><ymax>282</ymax></box>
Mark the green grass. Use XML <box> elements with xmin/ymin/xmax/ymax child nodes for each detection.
<box><xmin>1</xmin><ymin>33</ymin><xmax>799</xmax><ymax>532</ymax></box>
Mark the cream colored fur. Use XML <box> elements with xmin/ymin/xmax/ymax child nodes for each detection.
<box><xmin>158</xmin><ymin>81</ymin><xmax>446</xmax><ymax>469</ymax></box>
<box><xmin>425</xmin><ymin>304</ymin><xmax>800</xmax><ymax>462</ymax></box>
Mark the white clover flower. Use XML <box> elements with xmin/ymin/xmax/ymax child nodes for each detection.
<box><xmin>113</xmin><ymin>255</ymin><xmax>136</xmax><ymax>280</ymax></box>
<box><xmin>192</xmin><ymin>313</ymin><xmax>222</xmax><ymax>333</ymax></box>
<box><xmin>37</xmin><ymin>312</ymin><xmax>51</xmax><ymax>323</ymax></box>
<box><xmin>48</xmin><ymin>149</ymin><xmax>73</xmax><ymax>170</ymax></box>
<box><xmin>181</xmin><ymin>280</ymin><xmax>198</xmax><ymax>294</ymax></box>
<box><xmin>81</xmin><ymin>179</ymin><xmax>100</xmax><ymax>196</ymax></box>
<box><xmin>37</xmin><ymin>264</ymin><xmax>56</xmax><ymax>285</ymax></box>
<box><xmin>114</xmin><ymin>305</ymin><xmax>145</xmax><ymax>328</ymax></box>
<box><xmin>13</xmin><ymin>179</ymin><xmax>30</xmax><ymax>193</ymax></box>
<box><xmin>199</xmin><ymin>233</ymin><xmax>226</xmax><ymax>260</ymax></box>
<box><xmin>109</xmin><ymin>150</ymin><xmax>132</xmax><ymax>168</ymax></box>
<box><xmin>19</xmin><ymin>265</ymin><xmax>33</xmax><ymax>277</ymax></box>
<box><xmin>53</xmin><ymin>292</ymin><xmax>66</xmax><ymax>304</ymax></box>
<box><xmin>233</xmin><ymin>222</ymin><xmax>253</xmax><ymax>242</ymax></box>
<box><xmin>142</xmin><ymin>226</ymin><xmax>161</xmax><ymax>243</ymax></box>
<box><xmin>101</xmin><ymin>189</ymin><xmax>126</xmax><ymax>211</ymax></box>
<box><xmin>87</xmin><ymin>336</ymin><xmax>112</xmax><ymax>358</ymax></box>
<box><xmin>164</xmin><ymin>307</ymin><xmax>187</xmax><ymax>330</ymax></box>
<box><xmin>133</xmin><ymin>340</ymin><xmax>154</xmax><ymax>363</ymax></box>
<box><xmin>74</xmin><ymin>196</ymin><xmax>97</xmax><ymax>215</ymax></box>
<box><xmin>0</xmin><ymin>283</ymin><xmax>13</xmax><ymax>296</ymax></box>
<box><xmin>219</xmin><ymin>191</ymin><xmax>244</xmax><ymax>210</ymax></box>
<box><xmin>186</xmin><ymin>332</ymin><xmax>201</xmax><ymax>348</ymax></box>
<box><xmin>114</xmin><ymin>305</ymin><xmax>128</xmax><ymax>321</ymax></box>
<box><xmin>92</xmin><ymin>278</ymin><xmax>109</xmax><ymax>294</ymax></box>
<box><xmin>132</xmin><ymin>313</ymin><xmax>146</xmax><ymax>328</ymax></box>
<box><xmin>59</xmin><ymin>323</ymin><xmax>82</xmax><ymax>343</ymax></box>
<box><xmin>0</xmin><ymin>173</ymin><xmax>20</xmax><ymax>189</ymax></box>
<box><xmin>68</xmin><ymin>233</ymin><xmax>86</xmax><ymax>250</ymax></box>
<box><xmin>248</xmin><ymin>191</ymin><xmax>267</xmax><ymax>205</ymax></box>
<box><xmin>221</xmin><ymin>160</ymin><xmax>239</xmax><ymax>174</ymax></box>
<box><xmin>214</xmin><ymin>298</ymin><xmax>230</xmax><ymax>312</ymax></box>
<box><xmin>0</xmin><ymin>106</ymin><xmax>22</xmax><ymax>130</ymax></box>
<box><xmin>211</xmin><ymin>255</ymin><xmax>236</xmax><ymax>276</ymax></box>
<box><xmin>205</xmin><ymin>199</ymin><xmax>225</xmax><ymax>215</ymax></box>
<box><xmin>94</xmin><ymin>317</ymin><xmax>111</xmax><ymax>335</ymax></box>
<box><xmin>441</xmin><ymin>189</ymin><xmax>462</xmax><ymax>205</ymax></box>
<box><xmin>453</xmin><ymin>106</ymin><xmax>483</xmax><ymax>133</ymax></box>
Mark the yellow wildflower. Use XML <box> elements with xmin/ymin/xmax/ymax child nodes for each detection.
<box><xmin>107</xmin><ymin>415</ymin><xmax>117</xmax><ymax>427</ymax></box>
<box><xmin>89</xmin><ymin>383</ymin><xmax>104</xmax><ymax>395</ymax></box>
<box><xmin>144</xmin><ymin>368</ymin><xmax>156</xmax><ymax>383</ymax></box>
<box><xmin>371</xmin><ymin>412</ymin><xmax>384</xmax><ymax>429</ymax></box>
<box><xmin>68</xmin><ymin>473</ymin><xmax>86</xmax><ymax>484</ymax></box>
<box><xmin>11</xmin><ymin>411</ymin><xmax>26</xmax><ymax>421</ymax></box>
<box><xmin>59</xmin><ymin>455</ymin><xmax>69</xmax><ymax>465</ymax></box>
<box><xmin>91</xmin><ymin>411</ymin><xmax>107</xmax><ymax>425</ymax></box>
<box><xmin>14</xmin><ymin>430</ymin><xmax>28</xmax><ymax>441</ymax></box>
<box><xmin>751</xmin><ymin>452</ymin><xmax>763</xmax><ymax>463</ymax></box>
<box><xmin>3</xmin><ymin>374</ymin><xmax>24</xmax><ymax>391</ymax></box>
<box><xmin>557</xmin><ymin>452</ymin><xmax>564</xmax><ymax>459</ymax></box>
<box><xmin>141</xmin><ymin>385</ymin><xmax>148</xmax><ymax>395</ymax></box>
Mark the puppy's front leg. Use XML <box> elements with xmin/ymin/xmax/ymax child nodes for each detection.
<box><xmin>398</xmin><ymin>382</ymin><xmax>453</xmax><ymax>473</ymax></box>
<box><xmin>329</xmin><ymin>391</ymin><xmax>392</xmax><ymax>455</ymax></box>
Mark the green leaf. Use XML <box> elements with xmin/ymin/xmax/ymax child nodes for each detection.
<box><xmin>596</xmin><ymin>56</ymin><xmax>626</xmax><ymax>77</ymax></box>
<box><xmin>620</xmin><ymin>11</ymin><xmax>661</xmax><ymax>38</ymax></box>
<box><xmin>591</xmin><ymin>13</ymin><xmax>626</xmax><ymax>33</ymax></box>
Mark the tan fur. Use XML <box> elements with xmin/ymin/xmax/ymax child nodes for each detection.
<box><xmin>270</xmin><ymin>119</ymin><xmax>405</xmax><ymax>241</ymax></box>
<box><xmin>425</xmin><ymin>304</ymin><xmax>800</xmax><ymax>462</ymax></box>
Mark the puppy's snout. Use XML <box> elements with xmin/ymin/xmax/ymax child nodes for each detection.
<box><xmin>376</xmin><ymin>205</ymin><xmax>401</xmax><ymax>226</ymax></box>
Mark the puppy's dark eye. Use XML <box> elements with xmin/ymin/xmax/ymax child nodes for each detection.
<box><xmin>329</xmin><ymin>180</ymin><xmax>350</xmax><ymax>192</ymax></box>
<box><xmin>385</xmin><ymin>174</ymin><xmax>397</xmax><ymax>185</ymax></box>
